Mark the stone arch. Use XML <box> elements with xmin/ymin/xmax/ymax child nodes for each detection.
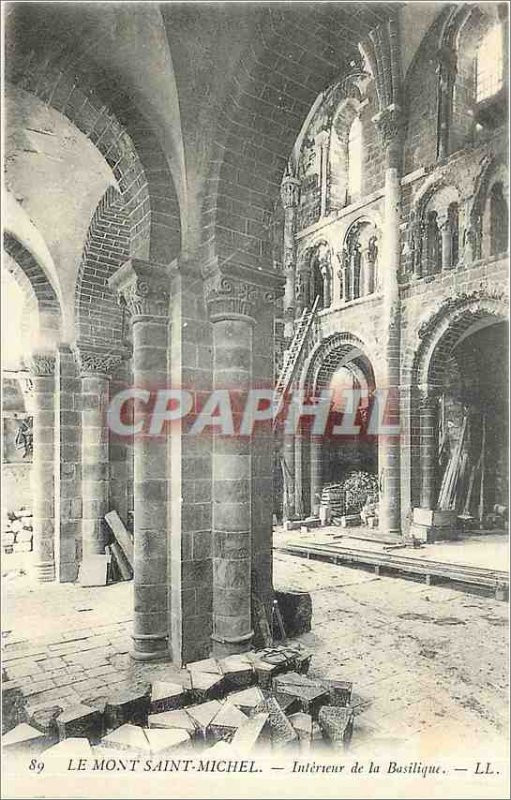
<box><xmin>75</xmin><ymin>188</ymin><xmax>131</xmax><ymax>346</ymax></box>
<box><xmin>469</xmin><ymin>154</ymin><xmax>509</xmax><ymax>261</ymax></box>
<box><xmin>201</xmin><ymin>4</ymin><xmax>395</xmax><ymax>273</ymax></box>
<box><xmin>408</xmin><ymin>176</ymin><xmax>463</xmax><ymax>276</ymax></box>
<box><xmin>297</xmin><ymin>240</ymin><xmax>332</xmax><ymax>312</ymax></box>
<box><xmin>2</xmin><ymin>233</ymin><xmax>63</xmax><ymax>354</ymax></box>
<box><xmin>409</xmin><ymin>291</ymin><xmax>509</xmax><ymax>393</ymax></box>
<box><xmin>341</xmin><ymin>216</ymin><xmax>380</xmax><ymax>300</ymax></box>
<box><xmin>5</xmin><ymin>47</ymin><xmax>182</xmax><ymax>265</ymax></box>
<box><xmin>301</xmin><ymin>330</ymin><xmax>379</xmax><ymax>396</ymax></box>
<box><xmin>330</xmin><ymin>97</ymin><xmax>362</xmax><ymax>209</ymax></box>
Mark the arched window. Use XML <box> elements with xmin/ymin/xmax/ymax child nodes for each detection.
<box><xmin>489</xmin><ymin>182</ymin><xmax>508</xmax><ymax>255</ymax></box>
<box><xmin>347</xmin><ymin>116</ymin><xmax>362</xmax><ymax>201</ymax></box>
<box><xmin>476</xmin><ymin>24</ymin><xmax>504</xmax><ymax>102</ymax></box>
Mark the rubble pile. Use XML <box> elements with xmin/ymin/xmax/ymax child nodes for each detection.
<box><xmin>1</xmin><ymin>508</ymin><xmax>33</xmax><ymax>555</ymax></box>
<box><xmin>2</xmin><ymin>645</ymin><xmax>355</xmax><ymax>761</ymax></box>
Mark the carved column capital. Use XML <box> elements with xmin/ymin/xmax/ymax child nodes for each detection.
<box><xmin>72</xmin><ymin>341</ymin><xmax>128</xmax><ymax>378</ymax></box>
<box><xmin>26</xmin><ymin>351</ymin><xmax>56</xmax><ymax>377</ymax></box>
<box><xmin>280</xmin><ymin>173</ymin><xmax>301</xmax><ymax>209</ymax></box>
<box><xmin>373</xmin><ymin>103</ymin><xmax>404</xmax><ymax>149</ymax></box>
<box><xmin>205</xmin><ymin>265</ymin><xmax>284</xmax><ymax>324</ymax></box>
<box><xmin>108</xmin><ymin>258</ymin><xmax>173</xmax><ymax>321</ymax></box>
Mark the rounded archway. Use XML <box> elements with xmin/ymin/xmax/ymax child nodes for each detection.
<box><xmin>298</xmin><ymin>332</ymin><xmax>379</xmax><ymax>517</ymax></box>
<box><xmin>412</xmin><ymin>295</ymin><xmax>509</xmax><ymax>521</ymax></box>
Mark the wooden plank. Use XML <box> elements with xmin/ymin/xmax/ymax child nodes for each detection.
<box><xmin>104</xmin><ymin>510</ymin><xmax>133</xmax><ymax>567</ymax></box>
<box><xmin>110</xmin><ymin>540</ymin><xmax>133</xmax><ymax>581</ymax></box>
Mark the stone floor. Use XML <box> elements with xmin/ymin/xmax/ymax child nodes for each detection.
<box><xmin>2</xmin><ymin>549</ymin><xmax>509</xmax><ymax>760</ymax></box>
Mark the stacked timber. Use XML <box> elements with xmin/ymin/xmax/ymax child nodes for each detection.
<box><xmin>320</xmin><ymin>484</ymin><xmax>346</xmax><ymax>522</ymax></box>
<box><xmin>2</xmin><ymin>508</ymin><xmax>33</xmax><ymax>555</ymax></box>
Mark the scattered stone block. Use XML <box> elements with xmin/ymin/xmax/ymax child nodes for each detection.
<box><xmin>144</xmin><ymin>728</ymin><xmax>191</xmax><ymax>755</ymax></box>
<box><xmin>218</xmin><ymin>655</ymin><xmax>254</xmax><ymax>690</ymax></box>
<box><xmin>147</xmin><ymin>708</ymin><xmax>196</xmax><ymax>735</ymax></box>
<box><xmin>2</xmin><ymin>680</ymin><xmax>24</xmax><ymax>733</ymax></box>
<box><xmin>272</xmin><ymin>672</ymin><xmax>330</xmax><ymax>718</ymax></box>
<box><xmin>186</xmin><ymin>658</ymin><xmax>222</xmax><ymax>675</ymax></box>
<box><xmin>318</xmin><ymin>706</ymin><xmax>354</xmax><ymax>748</ymax></box>
<box><xmin>57</xmin><ymin>704</ymin><xmax>103</xmax><ymax>743</ymax></box>
<box><xmin>288</xmin><ymin>712</ymin><xmax>313</xmax><ymax>751</ymax></box>
<box><xmin>227</xmin><ymin>686</ymin><xmax>265</xmax><ymax>715</ymax></box>
<box><xmin>150</xmin><ymin>682</ymin><xmax>188</xmax><ymax>714</ymax></box>
<box><xmin>43</xmin><ymin>738</ymin><xmax>93</xmax><ymax>760</ymax></box>
<box><xmin>207</xmin><ymin>739</ymin><xmax>233</xmax><ymax>754</ymax></box>
<box><xmin>186</xmin><ymin>700</ymin><xmax>223</xmax><ymax>736</ymax></box>
<box><xmin>100</xmin><ymin>724</ymin><xmax>150</xmax><ymax>753</ymax></box>
<box><xmin>209</xmin><ymin>703</ymin><xmax>248</xmax><ymax>741</ymax></box>
<box><xmin>254</xmin><ymin>696</ymin><xmax>298</xmax><ymax>750</ymax></box>
<box><xmin>78</xmin><ymin>554</ymin><xmax>110</xmax><ymax>587</ymax></box>
<box><xmin>230</xmin><ymin>712</ymin><xmax>270</xmax><ymax>753</ymax></box>
<box><xmin>2</xmin><ymin>723</ymin><xmax>48</xmax><ymax>757</ymax></box>
<box><xmin>274</xmin><ymin>590</ymin><xmax>312</xmax><ymax>637</ymax></box>
<box><xmin>189</xmin><ymin>671</ymin><xmax>224</xmax><ymax>702</ymax></box>
<box><xmin>272</xmin><ymin>691</ymin><xmax>301</xmax><ymax>715</ymax></box>
<box><xmin>26</xmin><ymin>704</ymin><xmax>64</xmax><ymax>737</ymax></box>
<box><xmin>104</xmin><ymin>685</ymin><xmax>150</xmax><ymax>729</ymax></box>
<box><xmin>319</xmin><ymin>679</ymin><xmax>353</xmax><ymax>708</ymax></box>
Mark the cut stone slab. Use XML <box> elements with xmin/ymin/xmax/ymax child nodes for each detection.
<box><xmin>186</xmin><ymin>658</ymin><xmax>222</xmax><ymax>675</ymax></box>
<box><xmin>78</xmin><ymin>554</ymin><xmax>110</xmax><ymax>587</ymax></box>
<box><xmin>105</xmin><ymin>686</ymin><xmax>150</xmax><ymax>729</ymax></box>
<box><xmin>43</xmin><ymin>738</ymin><xmax>93</xmax><ymax>759</ymax></box>
<box><xmin>26</xmin><ymin>704</ymin><xmax>64</xmax><ymax>737</ymax></box>
<box><xmin>2</xmin><ymin>723</ymin><xmax>48</xmax><ymax>754</ymax></box>
<box><xmin>218</xmin><ymin>655</ymin><xmax>254</xmax><ymax>690</ymax></box>
<box><xmin>100</xmin><ymin>724</ymin><xmax>150</xmax><ymax>753</ymax></box>
<box><xmin>254</xmin><ymin>697</ymin><xmax>298</xmax><ymax>750</ymax></box>
<box><xmin>186</xmin><ymin>699</ymin><xmax>224</xmax><ymax>733</ymax></box>
<box><xmin>209</xmin><ymin>703</ymin><xmax>248</xmax><ymax>741</ymax></box>
<box><xmin>289</xmin><ymin>712</ymin><xmax>313</xmax><ymax>740</ymax></box>
<box><xmin>57</xmin><ymin>704</ymin><xmax>103</xmax><ymax>743</ymax></box>
<box><xmin>319</xmin><ymin>679</ymin><xmax>353</xmax><ymax>708</ymax></box>
<box><xmin>272</xmin><ymin>672</ymin><xmax>330</xmax><ymax>718</ymax></box>
<box><xmin>145</xmin><ymin>728</ymin><xmax>191</xmax><ymax>755</ymax></box>
<box><xmin>189</xmin><ymin>671</ymin><xmax>224</xmax><ymax>702</ymax></box>
<box><xmin>318</xmin><ymin>706</ymin><xmax>354</xmax><ymax>748</ymax></box>
<box><xmin>272</xmin><ymin>691</ymin><xmax>301</xmax><ymax>716</ymax></box>
<box><xmin>148</xmin><ymin>709</ymin><xmax>197</xmax><ymax>735</ymax></box>
<box><xmin>227</xmin><ymin>686</ymin><xmax>265</xmax><ymax>714</ymax></box>
<box><xmin>230</xmin><ymin>712</ymin><xmax>270</xmax><ymax>753</ymax></box>
<box><xmin>207</xmin><ymin>739</ymin><xmax>233</xmax><ymax>754</ymax></box>
<box><xmin>150</xmin><ymin>682</ymin><xmax>188</xmax><ymax>714</ymax></box>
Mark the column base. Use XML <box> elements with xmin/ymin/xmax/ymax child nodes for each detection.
<box><xmin>211</xmin><ymin>630</ymin><xmax>253</xmax><ymax>658</ymax></box>
<box><xmin>130</xmin><ymin>634</ymin><xmax>170</xmax><ymax>662</ymax></box>
<box><xmin>33</xmin><ymin>561</ymin><xmax>55</xmax><ymax>582</ymax></box>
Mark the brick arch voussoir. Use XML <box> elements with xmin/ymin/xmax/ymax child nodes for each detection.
<box><xmin>301</xmin><ymin>331</ymin><xmax>379</xmax><ymax>396</ymax></box>
<box><xmin>3</xmin><ymin>232</ymin><xmax>61</xmax><ymax>317</ymax></box>
<box><xmin>75</xmin><ymin>188</ymin><xmax>130</xmax><ymax>346</ymax></box>
<box><xmin>409</xmin><ymin>293</ymin><xmax>509</xmax><ymax>394</ymax></box>
<box><xmin>7</xmin><ymin>47</ymin><xmax>181</xmax><ymax>264</ymax></box>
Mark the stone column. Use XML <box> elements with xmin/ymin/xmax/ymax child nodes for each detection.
<box><xmin>280</xmin><ymin>171</ymin><xmax>301</xmax><ymax>345</ymax></box>
<box><xmin>109</xmin><ymin>259</ymin><xmax>171</xmax><ymax>661</ymax></box>
<box><xmin>310</xmin><ymin>436</ymin><xmax>323</xmax><ymax>516</ymax></box>
<box><xmin>439</xmin><ymin>212</ymin><xmax>452</xmax><ymax>271</ymax></box>
<box><xmin>207</xmin><ymin>275</ymin><xmax>256</xmax><ymax>657</ymax></box>
<box><xmin>26</xmin><ymin>351</ymin><xmax>56</xmax><ymax>582</ymax></box>
<box><xmin>374</xmin><ymin>105</ymin><xmax>403</xmax><ymax>537</ymax></box>
<box><xmin>419</xmin><ymin>392</ymin><xmax>438</xmax><ymax>509</ymax></box>
<box><xmin>74</xmin><ymin>344</ymin><xmax>123</xmax><ymax>564</ymax></box>
<box><xmin>280</xmin><ymin>172</ymin><xmax>300</xmax><ymax>521</ymax></box>
<box><xmin>316</xmin><ymin>130</ymin><xmax>329</xmax><ymax>219</ymax></box>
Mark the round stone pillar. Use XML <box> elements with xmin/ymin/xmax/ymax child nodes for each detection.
<box><xmin>374</xmin><ymin>107</ymin><xmax>403</xmax><ymax>537</ymax></box>
<box><xmin>109</xmin><ymin>259</ymin><xmax>171</xmax><ymax>661</ymax></box>
<box><xmin>280</xmin><ymin>170</ymin><xmax>301</xmax><ymax>344</ymax></box>
<box><xmin>207</xmin><ymin>276</ymin><xmax>257</xmax><ymax>657</ymax></box>
<box><xmin>310</xmin><ymin>436</ymin><xmax>323</xmax><ymax>516</ymax></box>
<box><xmin>419</xmin><ymin>393</ymin><xmax>438</xmax><ymax>509</ymax></box>
<box><xmin>27</xmin><ymin>352</ymin><xmax>56</xmax><ymax>582</ymax></box>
